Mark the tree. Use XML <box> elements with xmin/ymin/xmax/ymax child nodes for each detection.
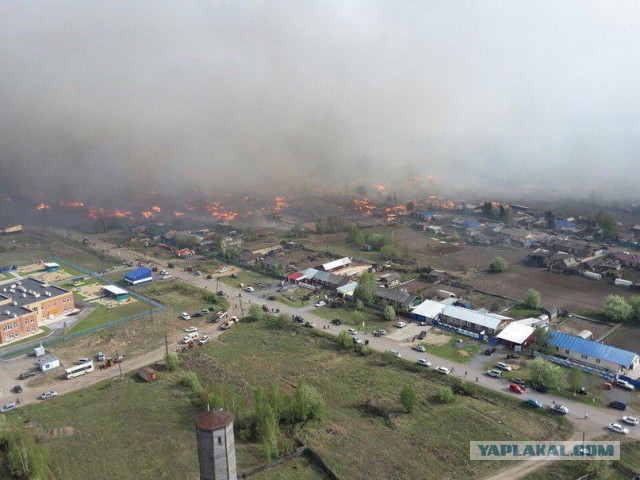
<box><xmin>6</xmin><ymin>427</ymin><xmax>49</xmax><ymax>479</ymax></box>
<box><xmin>347</xmin><ymin>225</ymin><xmax>364</xmax><ymax>246</ymax></box>
<box><xmin>383</xmin><ymin>305</ymin><xmax>396</xmax><ymax>322</ymax></box>
<box><xmin>166</xmin><ymin>352</ymin><xmax>179</xmax><ymax>372</ymax></box>
<box><xmin>180</xmin><ymin>371</ymin><xmax>203</xmax><ymax>396</ymax></box>
<box><xmin>482</xmin><ymin>202</ymin><xmax>495</xmax><ymax>218</ymax></box>
<box><xmin>524</xmin><ymin>289</ymin><xmax>542</xmax><ymax>310</ymax></box>
<box><xmin>207</xmin><ymin>393</ymin><xmax>225</xmax><ymax>410</ymax></box>
<box><xmin>294</xmin><ymin>384</ymin><xmax>325</xmax><ymax>422</ymax></box>
<box><xmin>261</xmin><ymin>403</ymin><xmax>280</xmax><ymax>461</ymax></box>
<box><xmin>629</xmin><ymin>296</ymin><xmax>640</xmax><ymax>323</ymax></box>
<box><xmin>567</xmin><ymin>366</ymin><xmax>584</xmax><ymax>391</ymax></box>
<box><xmin>532</xmin><ymin>327</ymin><xmax>550</xmax><ymax>353</ymax></box>
<box><xmin>249</xmin><ymin>303</ymin><xmax>264</xmax><ymax>321</ymax></box>
<box><xmin>175</xmin><ymin>234</ymin><xmax>199</xmax><ymax>249</ymax></box>
<box><xmin>436</xmin><ymin>386</ymin><xmax>455</xmax><ymax>403</ymax></box>
<box><xmin>596</xmin><ymin>211</ymin><xmax>617</xmax><ymax>239</ymax></box>
<box><xmin>529</xmin><ymin>357</ymin><xmax>562</xmax><ymax>390</ymax></box>
<box><xmin>406</xmin><ymin>201</ymin><xmax>416</xmax><ymax>212</ymax></box>
<box><xmin>604</xmin><ymin>295</ymin><xmax>633</xmax><ymax>322</ymax></box>
<box><xmin>399</xmin><ymin>385</ymin><xmax>417</xmax><ymax>413</ymax></box>
<box><xmin>544</xmin><ymin>210</ymin><xmax>556</xmax><ymax>229</ymax></box>
<box><xmin>354</xmin><ymin>272</ymin><xmax>376</xmax><ymax>302</ymax></box>
<box><xmin>351</xmin><ymin>311</ymin><xmax>365</xmax><ymax>327</ymax></box>
<box><xmin>489</xmin><ymin>256</ymin><xmax>508</xmax><ymax>273</ymax></box>
<box><xmin>583</xmin><ymin>460</ymin><xmax>612</xmax><ymax>479</ymax></box>
<box><xmin>337</xmin><ymin>330</ymin><xmax>353</xmax><ymax>351</ymax></box>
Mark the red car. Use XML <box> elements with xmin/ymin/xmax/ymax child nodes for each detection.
<box><xmin>510</xmin><ymin>383</ymin><xmax>525</xmax><ymax>394</ymax></box>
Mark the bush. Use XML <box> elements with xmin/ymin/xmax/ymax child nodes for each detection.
<box><xmin>524</xmin><ymin>289</ymin><xmax>542</xmax><ymax>310</ymax></box>
<box><xmin>604</xmin><ymin>295</ymin><xmax>633</xmax><ymax>322</ymax></box>
<box><xmin>399</xmin><ymin>385</ymin><xmax>417</xmax><ymax>413</ymax></box>
<box><xmin>180</xmin><ymin>371</ymin><xmax>203</xmax><ymax>396</ymax></box>
<box><xmin>294</xmin><ymin>384</ymin><xmax>325</xmax><ymax>422</ymax></box>
<box><xmin>489</xmin><ymin>256</ymin><xmax>508</xmax><ymax>273</ymax></box>
<box><xmin>248</xmin><ymin>303</ymin><xmax>264</xmax><ymax>321</ymax></box>
<box><xmin>337</xmin><ymin>330</ymin><xmax>353</xmax><ymax>351</ymax></box>
<box><xmin>383</xmin><ymin>305</ymin><xmax>396</xmax><ymax>322</ymax></box>
<box><xmin>207</xmin><ymin>393</ymin><xmax>225</xmax><ymax>410</ymax></box>
<box><xmin>435</xmin><ymin>386</ymin><xmax>455</xmax><ymax>404</ymax></box>
<box><xmin>166</xmin><ymin>352</ymin><xmax>179</xmax><ymax>372</ymax></box>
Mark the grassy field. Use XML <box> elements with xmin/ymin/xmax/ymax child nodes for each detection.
<box><xmin>69</xmin><ymin>301</ymin><xmax>152</xmax><ymax>333</ymax></box>
<box><xmin>313</xmin><ymin>305</ymin><xmax>384</xmax><ymax>328</ymax></box>
<box><xmin>507</xmin><ymin>304</ymin><xmax>545</xmax><ymax>319</ymax></box>
<box><xmin>219</xmin><ymin>269</ymin><xmax>278</xmax><ymax>288</ymax></box>
<box><xmin>10</xmin><ymin>320</ymin><xmax>573</xmax><ymax>480</ymax></box>
<box><xmin>417</xmin><ymin>333</ymin><xmax>483</xmax><ymax>363</ymax></box>
<box><xmin>562</xmin><ymin>304</ymin><xmax>609</xmax><ymax>322</ymax></box>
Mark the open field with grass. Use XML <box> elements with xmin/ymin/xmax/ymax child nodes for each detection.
<box><xmin>606</xmin><ymin>324</ymin><xmax>640</xmax><ymax>352</ymax></box>
<box><xmin>11</xmin><ymin>319</ymin><xmax>572</xmax><ymax>480</ymax></box>
<box><xmin>506</xmin><ymin>303</ymin><xmax>545</xmax><ymax>319</ymax></box>
<box><xmin>313</xmin><ymin>305</ymin><xmax>384</xmax><ymax>328</ymax></box>
<box><xmin>417</xmin><ymin>332</ymin><xmax>483</xmax><ymax>363</ymax></box>
<box><xmin>219</xmin><ymin>269</ymin><xmax>278</xmax><ymax>288</ymax></box>
<box><xmin>69</xmin><ymin>301</ymin><xmax>152</xmax><ymax>333</ymax></box>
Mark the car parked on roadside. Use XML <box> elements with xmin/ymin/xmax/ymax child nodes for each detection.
<box><xmin>19</xmin><ymin>370</ymin><xmax>35</xmax><ymax>380</ymax></box>
<box><xmin>622</xmin><ymin>415</ymin><xmax>638</xmax><ymax>426</ymax></box>
<box><xmin>12</xmin><ymin>385</ymin><xmax>22</xmax><ymax>394</ymax></box>
<box><xmin>389</xmin><ymin>350</ymin><xmax>401</xmax><ymax>358</ymax></box>
<box><xmin>181</xmin><ymin>312</ymin><xmax>191</xmax><ymax>321</ymax></box>
<box><xmin>608</xmin><ymin>423</ymin><xmax>629</xmax><ymax>435</ymax></box>
<box><xmin>245</xmin><ymin>286</ymin><xmax>254</xmax><ymax>292</ymax></box>
<box><xmin>373</xmin><ymin>329</ymin><xmax>387</xmax><ymax>336</ymax></box>
<box><xmin>219</xmin><ymin>267</ymin><xmax>228</xmax><ymax>273</ymax></box>
<box><xmin>412</xmin><ymin>345</ymin><xmax>426</xmax><ymax>352</ymax></box>
<box><xmin>435</xmin><ymin>366</ymin><xmax>450</xmax><ymax>375</ymax></box>
<box><xmin>347</xmin><ymin>328</ymin><xmax>357</xmax><ymax>335</ymax></box>
<box><xmin>509</xmin><ymin>378</ymin><xmax>526</xmax><ymax>387</ymax></box>
<box><xmin>211</xmin><ymin>310</ymin><xmax>228</xmax><ymax>322</ymax></box>
<box><xmin>616</xmin><ymin>379</ymin><xmax>635</xmax><ymax>391</ymax></box>
<box><xmin>0</xmin><ymin>403</ymin><xmax>17</xmax><ymax>414</ymax></box>
<box><xmin>417</xmin><ymin>330</ymin><xmax>427</xmax><ymax>340</ymax></box>
<box><xmin>417</xmin><ymin>358</ymin><xmax>431</xmax><ymax>367</ymax></box>
<box><xmin>485</xmin><ymin>370</ymin><xmax>503</xmax><ymax>378</ymax></box>
<box><xmin>550</xmin><ymin>404</ymin><xmax>569</xmax><ymax>415</ymax></box>
<box><xmin>161</xmin><ymin>274</ymin><xmax>172</xmax><ymax>280</ymax></box>
<box><xmin>509</xmin><ymin>383</ymin><xmax>525</xmax><ymax>394</ymax></box>
<box><xmin>531</xmin><ymin>383</ymin><xmax>548</xmax><ymax>394</ymax></box>
<box><xmin>609</xmin><ymin>401</ymin><xmax>628</xmax><ymax>411</ymax></box>
<box><xmin>496</xmin><ymin>362</ymin><xmax>512</xmax><ymax>371</ymax></box>
<box><xmin>305</xmin><ymin>321</ymin><xmax>316</xmax><ymax>328</ymax></box>
<box><xmin>484</xmin><ymin>347</ymin><xmax>497</xmax><ymax>356</ymax></box>
<box><xmin>352</xmin><ymin>336</ymin><xmax>362</xmax><ymax>344</ymax></box>
<box><xmin>396</xmin><ymin>321</ymin><xmax>407</xmax><ymax>328</ymax></box>
<box><xmin>198</xmin><ymin>335</ymin><xmax>210</xmax><ymax>345</ymax></box>
<box><xmin>331</xmin><ymin>319</ymin><xmax>342</xmax><ymax>326</ymax></box>
<box><xmin>526</xmin><ymin>398</ymin><xmax>543</xmax><ymax>408</ymax></box>
<box><xmin>184</xmin><ymin>326</ymin><xmax>198</xmax><ymax>333</ymax></box>
<box><xmin>314</xmin><ymin>300</ymin><xmax>326</xmax><ymax>307</ymax></box>
<box><xmin>40</xmin><ymin>391</ymin><xmax>58</xmax><ymax>400</ymax></box>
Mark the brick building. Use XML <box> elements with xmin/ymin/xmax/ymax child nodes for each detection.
<box><xmin>0</xmin><ymin>278</ymin><xmax>74</xmax><ymax>345</ymax></box>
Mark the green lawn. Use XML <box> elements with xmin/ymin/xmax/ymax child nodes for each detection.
<box><xmin>562</xmin><ymin>305</ymin><xmax>609</xmax><ymax>322</ymax></box>
<box><xmin>507</xmin><ymin>304</ymin><xmax>545</xmax><ymax>319</ymax></box>
<box><xmin>417</xmin><ymin>333</ymin><xmax>483</xmax><ymax>363</ymax></box>
<box><xmin>313</xmin><ymin>305</ymin><xmax>383</xmax><ymax>328</ymax></box>
<box><xmin>69</xmin><ymin>301</ymin><xmax>152</xmax><ymax>333</ymax></box>
<box><xmin>219</xmin><ymin>269</ymin><xmax>277</xmax><ymax>288</ymax></box>
<box><xmin>11</xmin><ymin>320</ymin><xmax>572</xmax><ymax>480</ymax></box>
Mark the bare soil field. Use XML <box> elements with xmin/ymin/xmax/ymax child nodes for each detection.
<box><xmin>604</xmin><ymin>325</ymin><xmax>640</xmax><ymax>353</ymax></box>
<box><xmin>553</xmin><ymin>316</ymin><xmax>615</xmax><ymax>340</ymax></box>
<box><xmin>473</xmin><ymin>266</ymin><xmax>632</xmax><ymax>311</ymax></box>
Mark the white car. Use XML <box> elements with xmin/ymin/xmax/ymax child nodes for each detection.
<box><xmin>245</xmin><ymin>286</ymin><xmax>254</xmax><ymax>292</ymax></box>
<box><xmin>550</xmin><ymin>404</ymin><xmax>569</xmax><ymax>415</ymax></box>
<box><xmin>352</xmin><ymin>336</ymin><xmax>362</xmax><ymax>344</ymax></box>
<box><xmin>219</xmin><ymin>267</ymin><xmax>228</xmax><ymax>273</ymax></box>
<box><xmin>485</xmin><ymin>369</ymin><xmax>503</xmax><ymax>378</ymax></box>
<box><xmin>160</xmin><ymin>270</ymin><xmax>168</xmax><ymax>275</ymax></box>
<box><xmin>396</xmin><ymin>321</ymin><xmax>407</xmax><ymax>328</ymax></box>
<box><xmin>181</xmin><ymin>312</ymin><xmax>191</xmax><ymax>320</ymax></box>
<box><xmin>161</xmin><ymin>274</ymin><xmax>172</xmax><ymax>280</ymax></box>
<box><xmin>314</xmin><ymin>300</ymin><xmax>326</xmax><ymax>307</ymax></box>
<box><xmin>40</xmin><ymin>391</ymin><xmax>58</xmax><ymax>400</ymax></box>
<box><xmin>389</xmin><ymin>350</ymin><xmax>401</xmax><ymax>358</ymax></box>
<box><xmin>0</xmin><ymin>403</ymin><xmax>17</xmax><ymax>414</ymax></box>
<box><xmin>198</xmin><ymin>335</ymin><xmax>210</xmax><ymax>345</ymax></box>
<box><xmin>435</xmin><ymin>366</ymin><xmax>450</xmax><ymax>375</ymax></box>
<box><xmin>496</xmin><ymin>362</ymin><xmax>513</xmax><ymax>371</ymax></box>
<box><xmin>78</xmin><ymin>357</ymin><xmax>90</xmax><ymax>364</ymax></box>
<box><xmin>622</xmin><ymin>415</ymin><xmax>639</xmax><ymax>426</ymax></box>
<box><xmin>347</xmin><ymin>328</ymin><xmax>357</xmax><ymax>335</ymax></box>
<box><xmin>416</xmin><ymin>358</ymin><xmax>432</xmax><ymax>367</ymax></box>
<box><xmin>616</xmin><ymin>379</ymin><xmax>636</xmax><ymax>391</ymax></box>
<box><xmin>184</xmin><ymin>326</ymin><xmax>198</xmax><ymax>333</ymax></box>
<box><xmin>608</xmin><ymin>423</ymin><xmax>629</xmax><ymax>435</ymax></box>
<box><xmin>412</xmin><ymin>345</ymin><xmax>426</xmax><ymax>352</ymax></box>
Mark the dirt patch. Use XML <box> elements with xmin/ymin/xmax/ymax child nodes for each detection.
<box><xmin>457</xmin><ymin>350</ymin><xmax>470</xmax><ymax>357</ymax></box>
<box><xmin>421</xmin><ymin>333</ymin><xmax>451</xmax><ymax>347</ymax></box>
<box><xmin>26</xmin><ymin>422</ymin><xmax>75</xmax><ymax>442</ymax></box>
<box><xmin>554</xmin><ymin>316</ymin><xmax>614</xmax><ymax>340</ymax></box>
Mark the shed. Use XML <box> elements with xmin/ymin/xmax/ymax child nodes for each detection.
<box><xmin>139</xmin><ymin>367</ymin><xmax>158</xmax><ymax>382</ymax></box>
<box><xmin>43</xmin><ymin>262</ymin><xmax>60</xmax><ymax>272</ymax></box>
<box><xmin>496</xmin><ymin>323</ymin><xmax>536</xmax><ymax>348</ymax></box>
<box><xmin>103</xmin><ymin>284</ymin><xmax>130</xmax><ymax>301</ymax></box>
<box><xmin>124</xmin><ymin>267</ymin><xmax>153</xmax><ymax>286</ymax></box>
<box><xmin>34</xmin><ymin>344</ymin><xmax>46</xmax><ymax>357</ymax></box>
<box><xmin>577</xmin><ymin>330</ymin><xmax>593</xmax><ymax>340</ymax></box>
<box><xmin>411</xmin><ymin>299</ymin><xmax>447</xmax><ymax>323</ymax></box>
<box><xmin>39</xmin><ymin>356</ymin><xmax>60</xmax><ymax>372</ymax></box>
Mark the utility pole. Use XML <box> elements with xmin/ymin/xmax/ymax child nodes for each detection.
<box><xmin>116</xmin><ymin>351</ymin><xmax>123</xmax><ymax>380</ymax></box>
<box><xmin>164</xmin><ymin>330</ymin><xmax>169</xmax><ymax>358</ymax></box>
<box><xmin>238</xmin><ymin>293</ymin><xmax>244</xmax><ymax>318</ymax></box>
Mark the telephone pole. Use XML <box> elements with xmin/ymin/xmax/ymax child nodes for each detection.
<box><xmin>116</xmin><ymin>351</ymin><xmax>123</xmax><ymax>379</ymax></box>
<box><xmin>164</xmin><ymin>330</ymin><xmax>169</xmax><ymax>358</ymax></box>
<box><xmin>238</xmin><ymin>293</ymin><xmax>244</xmax><ymax>318</ymax></box>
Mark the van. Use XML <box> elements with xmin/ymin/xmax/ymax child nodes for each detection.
<box><xmin>182</xmin><ymin>332</ymin><xmax>199</xmax><ymax>344</ymax></box>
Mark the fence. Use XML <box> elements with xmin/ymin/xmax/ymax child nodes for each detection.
<box><xmin>532</xmin><ymin>351</ymin><xmax>618</xmax><ymax>381</ymax></box>
<box><xmin>432</xmin><ymin>320</ymin><xmax>488</xmax><ymax>342</ymax></box>
<box><xmin>0</xmin><ymin>258</ymin><xmax>165</xmax><ymax>359</ymax></box>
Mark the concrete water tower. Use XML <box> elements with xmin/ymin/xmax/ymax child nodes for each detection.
<box><xmin>195</xmin><ymin>409</ymin><xmax>237</xmax><ymax>480</ymax></box>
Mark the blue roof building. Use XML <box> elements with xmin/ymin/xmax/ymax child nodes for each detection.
<box><xmin>547</xmin><ymin>331</ymin><xmax>639</xmax><ymax>373</ymax></box>
<box><xmin>124</xmin><ymin>267</ymin><xmax>153</xmax><ymax>286</ymax></box>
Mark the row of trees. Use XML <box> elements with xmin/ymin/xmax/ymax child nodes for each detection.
<box><xmin>315</xmin><ymin>216</ymin><xmax>346</xmax><ymax>234</ymax></box>
<box><xmin>604</xmin><ymin>295</ymin><xmax>640</xmax><ymax>323</ymax></box>
<box><xmin>481</xmin><ymin>202</ymin><xmax>515</xmax><ymax>226</ymax></box>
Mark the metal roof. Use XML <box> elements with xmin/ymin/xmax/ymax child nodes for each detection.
<box><xmin>0</xmin><ymin>278</ymin><xmax>71</xmax><ymax>318</ymax></box>
<box><xmin>496</xmin><ymin>323</ymin><xmax>535</xmax><ymax>344</ymax></box>
<box><xmin>320</xmin><ymin>257</ymin><xmax>351</xmax><ymax>271</ymax></box>
<box><xmin>124</xmin><ymin>267</ymin><xmax>152</xmax><ymax>281</ymax></box>
<box><xmin>548</xmin><ymin>331</ymin><xmax>639</xmax><ymax>367</ymax></box>
<box><xmin>441</xmin><ymin>305</ymin><xmax>503</xmax><ymax>330</ymax></box>
<box><xmin>336</xmin><ymin>281</ymin><xmax>358</xmax><ymax>295</ymax></box>
<box><xmin>411</xmin><ymin>299</ymin><xmax>446</xmax><ymax>319</ymax></box>
<box><xmin>103</xmin><ymin>285</ymin><xmax>129</xmax><ymax>296</ymax></box>
<box><xmin>299</xmin><ymin>268</ymin><xmax>319</xmax><ymax>280</ymax></box>
<box><xmin>312</xmin><ymin>270</ymin><xmax>332</xmax><ymax>282</ymax></box>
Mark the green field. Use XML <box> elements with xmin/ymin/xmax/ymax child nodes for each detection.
<box><xmin>506</xmin><ymin>303</ymin><xmax>545</xmax><ymax>319</ymax></box>
<box><xmin>417</xmin><ymin>333</ymin><xmax>484</xmax><ymax>363</ymax></box>
<box><xmin>8</xmin><ymin>319</ymin><xmax>573</xmax><ymax>479</ymax></box>
<box><xmin>313</xmin><ymin>305</ymin><xmax>384</xmax><ymax>328</ymax></box>
<box><xmin>219</xmin><ymin>269</ymin><xmax>277</xmax><ymax>288</ymax></box>
<box><xmin>69</xmin><ymin>301</ymin><xmax>152</xmax><ymax>333</ymax></box>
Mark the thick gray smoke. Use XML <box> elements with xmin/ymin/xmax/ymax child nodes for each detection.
<box><xmin>1</xmin><ymin>1</ymin><xmax>640</xmax><ymax>201</ymax></box>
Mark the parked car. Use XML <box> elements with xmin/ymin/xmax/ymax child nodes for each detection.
<box><xmin>198</xmin><ymin>335</ymin><xmax>210</xmax><ymax>345</ymax></box>
<box><xmin>373</xmin><ymin>329</ymin><xmax>387</xmax><ymax>336</ymax></box>
<box><xmin>550</xmin><ymin>404</ymin><xmax>569</xmax><ymax>415</ymax></box>
<box><xmin>12</xmin><ymin>385</ymin><xmax>22</xmax><ymax>394</ymax></box>
<box><xmin>389</xmin><ymin>350</ymin><xmax>401</xmax><ymax>358</ymax></box>
<box><xmin>97</xmin><ymin>352</ymin><xmax>106</xmax><ymax>361</ymax></box>
<box><xmin>622</xmin><ymin>415</ymin><xmax>638</xmax><ymax>426</ymax></box>
<box><xmin>603</xmin><ymin>382</ymin><xmax>613</xmax><ymax>391</ymax></box>
<box><xmin>609</xmin><ymin>401</ymin><xmax>628</xmax><ymax>411</ymax></box>
<box><xmin>19</xmin><ymin>370</ymin><xmax>35</xmax><ymax>380</ymax></box>
<box><xmin>608</xmin><ymin>423</ymin><xmax>629</xmax><ymax>435</ymax></box>
<box><xmin>0</xmin><ymin>403</ymin><xmax>17</xmax><ymax>414</ymax></box>
<box><xmin>161</xmin><ymin>274</ymin><xmax>172</xmax><ymax>280</ymax></box>
<box><xmin>417</xmin><ymin>358</ymin><xmax>432</xmax><ymax>367</ymax></box>
<box><xmin>305</xmin><ymin>321</ymin><xmax>316</xmax><ymax>328</ymax></box>
<box><xmin>496</xmin><ymin>362</ymin><xmax>512</xmax><ymax>371</ymax></box>
<box><xmin>396</xmin><ymin>321</ymin><xmax>407</xmax><ymax>328</ymax></box>
<box><xmin>412</xmin><ymin>345</ymin><xmax>426</xmax><ymax>352</ymax></box>
<box><xmin>347</xmin><ymin>328</ymin><xmax>357</xmax><ymax>335</ymax></box>
<box><xmin>526</xmin><ymin>398</ymin><xmax>543</xmax><ymax>408</ymax></box>
<box><xmin>219</xmin><ymin>267</ymin><xmax>229</xmax><ymax>273</ymax></box>
<box><xmin>221</xmin><ymin>316</ymin><xmax>239</xmax><ymax>330</ymax></box>
<box><xmin>245</xmin><ymin>286</ymin><xmax>254</xmax><ymax>292</ymax></box>
<box><xmin>293</xmin><ymin>316</ymin><xmax>304</xmax><ymax>324</ymax></box>
<box><xmin>509</xmin><ymin>383</ymin><xmax>525</xmax><ymax>394</ymax></box>
<box><xmin>616</xmin><ymin>379</ymin><xmax>635</xmax><ymax>391</ymax></box>
<box><xmin>211</xmin><ymin>310</ymin><xmax>228</xmax><ymax>322</ymax></box>
<box><xmin>576</xmin><ymin>386</ymin><xmax>589</xmax><ymax>395</ymax></box>
<box><xmin>510</xmin><ymin>378</ymin><xmax>526</xmax><ymax>387</ymax></box>
<box><xmin>352</xmin><ymin>336</ymin><xmax>362</xmax><ymax>344</ymax></box>
<box><xmin>181</xmin><ymin>312</ymin><xmax>191</xmax><ymax>321</ymax></box>
<box><xmin>314</xmin><ymin>300</ymin><xmax>326</xmax><ymax>307</ymax></box>
<box><xmin>532</xmin><ymin>383</ymin><xmax>548</xmax><ymax>394</ymax></box>
<box><xmin>485</xmin><ymin>370</ymin><xmax>503</xmax><ymax>378</ymax></box>
<box><xmin>217</xmin><ymin>290</ymin><xmax>226</xmax><ymax>297</ymax></box>
<box><xmin>39</xmin><ymin>391</ymin><xmax>58</xmax><ymax>400</ymax></box>
<box><xmin>484</xmin><ymin>347</ymin><xmax>497</xmax><ymax>356</ymax></box>
<box><xmin>331</xmin><ymin>319</ymin><xmax>342</xmax><ymax>326</ymax></box>
<box><xmin>184</xmin><ymin>326</ymin><xmax>198</xmax><ymax>333</ymax></box>
<box><xmin>192</xmin><ymin>312</ymin><xmax>204</xmax><ymax>318</ymax></box>
<box><xmin>435</xmin><ymin>366</ymin><xmax>450</xmax><ymax>375</ymax></box>
<box><xmin>417</xmin><ymin>330</ymin><xmax>427</xmax><ymax>340</ymax></box>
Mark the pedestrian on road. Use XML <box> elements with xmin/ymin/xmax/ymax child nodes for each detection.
<box><xmin>451</xmin><ymin>366</ymin><xmax>455</xmax><ymax>373</ymax></box>
<box><xmin>584</xmin><ymin>412</ymin><xmax>589</xmax><ymax>420</ymax></box>
<box><xmin>465</xmin><ymin>371</ymin><xmax>467</xmax><ymax>377</ymax></box>
<box><xmin>16</xmin><ymin>398</ymin><xmax>20</xmax><ymax>405</ymax></box>
<box><xmin>476</xmin><ymin>376</ymin><xmax>479</xmax><ymax>382</ymax></box>
<box><xmin>552</xmin><ymin>400</ymin><xmax>555</xmax><ymax>405</ymax></box>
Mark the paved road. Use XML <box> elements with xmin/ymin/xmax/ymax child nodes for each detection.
<box><xmin>5</xmin><ymin>228</ymin><xmax>638</xmax><ymax>447</ymax></box>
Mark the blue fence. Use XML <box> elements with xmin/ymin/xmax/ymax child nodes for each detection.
<box><xmin>0</xmin><ymin>258</ymin><xmax>165</xmax><ymax>359</ymax></box>
<box><xmin>532</xmin><ymin>351</ymin><xmax>618</xmax><ymax>381</ymax></box>
<box><xmin>432</xmin><ymin>320</ymin><xmax>488</xmax><ymax>342</ymax></box>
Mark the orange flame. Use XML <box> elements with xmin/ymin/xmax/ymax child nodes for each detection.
<box><xmin>174</xmin><ymin>211</ymin><xmax>185</xmax><ymax>217</ymax></box>
<box><xmin>36</xmin><ymin>203</ymin><xmax>50</xmax><ymax>210</ymax></box>
<box><xmin>59</xmin><ymin>200</ymin><xmax>85</xmax><ymax>207</ymax></box>
<box><xmin>142</xmin><ymin>211</ymin><xmax>155</xmax><ymax>219</ymax></box>
<box><xmin>151</xmin><ymin>206</ymin><xmax>162</xmax><ymax>213</ymax></box>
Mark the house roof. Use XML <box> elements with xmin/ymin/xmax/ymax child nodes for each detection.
<box><xmin>103</xmin><ymin>285</ymin><xmax>129</xmax><ymax>296</ymax></box>
<box><xmin>336</xmin><ymin>281</ymin><xmax>358</xmax><ymax>295</ymax></box>
<box><xmin>374</xmin><ymin>287</ymin><xmax>414</xmax><ymax>306</ymax></box>
<box><xmin>548</xmin><ymin>331</ymin><xmax>639</xmax><ymax>367</ymax></box>
<box><xmin>286</xmin><ymin>272</ymin><xmax>303</xmax><ymax>280</ymax></box>
<box><xmin>0</xmin><ymin>278</ymin><xmax>71</xmax><ymax>318</ymax></box>
<box><xmin>411</xmin><ymin>299</ymin><xmax>447</xmax><ymax>319</ymax></box>
<box><xmin>43</xmin><ymin>262</ymin><xmax>60</xmax><ymax>268</ymax></box>
<box><xmin>441</xmin><ymin>305</ymin><xmax>504</xmax><ymax>330</ymax></box>
<box><xmin>380</xmin><ymin>272</ymin><xmax>401</xmax><ymax>283</ymax></box>
<box><xmin>312</xmin><ymin>270</ymin><xmax>332</xmax><ymax>282</ymax></box>
<box><xmin>299</xmin><ymin>268</ymin><xmax>319</xmax><ymax>280</ymax></box>
<box><xmin>611</xmin><ymin>252</ymin><xmax>640</xmax><ymax>266</ymax></box>
<box><xmin>124</xmin><ymin>267</ymin><xmax>152</xmax><ymax>281</ymax></box>
<box><xmin>320</xmin><ymin>257</ymin><xmax>351</xmax><ymax>271</ymax></box>
<box><xmin>496</xmin><ymin>323</ymin><xmax>535</xmax><ymax>344</ymax></box>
